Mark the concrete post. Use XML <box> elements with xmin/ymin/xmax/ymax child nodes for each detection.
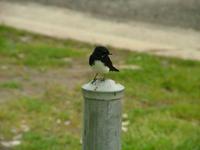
<box><xmin>82</xmin><ymin>79</ymin><xmax>124</xmax><ymax>150</ymax></box>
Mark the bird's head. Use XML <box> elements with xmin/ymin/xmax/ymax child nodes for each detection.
<box><xmin>93</xmin><ymin>46</ymin><xmax>112</xmax><ymax>57</ymax></box>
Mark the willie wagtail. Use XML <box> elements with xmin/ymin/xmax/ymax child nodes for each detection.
<box><xmin>89</xmin><ymin>46</ymin><xmax>119</xmax><ymax>83</ymax></box>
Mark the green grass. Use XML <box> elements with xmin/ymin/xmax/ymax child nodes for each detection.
<box><xmin>112</xmin><ymin>53</ymin><xmax>200</xmax><ymax>101</ymax></box>
<box><xmin>0</xmin><ymin>25</ymin><xmax>87</xmax><ymax>68</ymax></box>
<box><xmin>0</xmin><ymin>81</ymin><xmax>22</xmax><ymax>89</ymax></box>
<box><xmin>0</xmin><ymin>25</ymin><xmax>199</xmax><ymax>150</ymax></box>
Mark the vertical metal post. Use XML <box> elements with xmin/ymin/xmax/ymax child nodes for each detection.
<box><xmin>82</xmin><ymin>79</ymin><xmax>124</xmax><ymax>150</ymax></box>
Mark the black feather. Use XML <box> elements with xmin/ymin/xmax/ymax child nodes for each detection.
<box><xmin>89</xmin><ymin>46</ymin><xmax>119</xmax><ymax>72</ymax></box>
<box><xmin>102</xmin><ymin>55</ymin><xmax>119</xmax><ymax>72</ymax></box>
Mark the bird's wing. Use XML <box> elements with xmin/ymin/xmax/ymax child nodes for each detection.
<box><xmin>102</xmin><ymin>55</ymin><xmax>119</xmax><ymax>71</ymax></box>
<box><xmin>89</xmin><ymin>55</ymin><xmax>95</xmax><ymax>66</ymax></box>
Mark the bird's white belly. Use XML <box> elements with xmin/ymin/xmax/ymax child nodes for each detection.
<box><xmin>91</xmin><ymin>60</ymin><xmax>109</xmax><ymax>74</ymax></box>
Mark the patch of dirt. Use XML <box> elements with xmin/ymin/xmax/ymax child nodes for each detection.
<box><xmin>0</xmin><ymin>58</ymin><xmax>91</xmax><ymax>103</ymax></box>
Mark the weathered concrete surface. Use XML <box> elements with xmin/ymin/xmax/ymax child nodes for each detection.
<box><xmin>2</xmin><ymin>0</ymin><xmax>200</xmax><ymax>30</ymax></box>
<box><xmin>0</xmin><ymin>2</ymin><xmax>200</xmax><ymax>60</ymax></box>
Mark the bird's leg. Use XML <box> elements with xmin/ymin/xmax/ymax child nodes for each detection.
<box><xmin>101</xmin><ymin>74</ymin><xmax>106</xmax><ymax>81</ymax></box>
<box><xmin>91</xmin><ymin>73</ymin><xmax>98</xmax><ymax>84</ymax></box>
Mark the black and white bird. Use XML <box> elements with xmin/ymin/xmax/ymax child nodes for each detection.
<box><xmin>89</xmin><ymin>46</ymin><xmax>119</xmax><ymax>83</ymax></box>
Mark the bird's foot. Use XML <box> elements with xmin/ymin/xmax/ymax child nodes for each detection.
<box><xmin>91</xmin><ymin>78</ymin><xmax>97</xmax><ymax>84</ymax></box>
<box><xmin>100</xmin><ymin>78</ymin><xmax>106</xmax><ymax>82</ymax></box>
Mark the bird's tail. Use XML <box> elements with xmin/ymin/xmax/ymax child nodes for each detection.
<box><xmin>110</xmin><ymin>66</ymin><xmax>119</xmax><ymax>72</ymax></box>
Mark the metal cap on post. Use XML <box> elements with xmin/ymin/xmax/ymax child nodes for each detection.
<box><xmin>82</xmin><ymin>79</ymin><xmax>124</xmax><ymax>150</ymax></box>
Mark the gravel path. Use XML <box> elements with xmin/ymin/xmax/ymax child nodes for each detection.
<box><xmin>1</xmin><ymin>2</ymin><xmax>200</xmax><ymax>60</ymax></box>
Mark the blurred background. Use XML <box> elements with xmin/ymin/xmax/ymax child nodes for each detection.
<box><xmin>3</xmin><ymin>0</ymin><xmax>200</xmax><ymax>29</ymax></box>
<box><xmin>0</xmin><ymin>0</ymin><xmax>200</xmax><ymax>150</ymax></box>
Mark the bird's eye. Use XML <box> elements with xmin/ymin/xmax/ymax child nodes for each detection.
<box><xmin>101</xmin><ymin>53</ymin><xmax>107</xmax><ymax>57</ymax></box>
